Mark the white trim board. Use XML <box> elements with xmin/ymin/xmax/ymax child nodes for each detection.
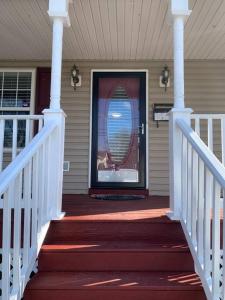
<box><xmin>88</xmin><ymin>69</ymin><xmax>149</xmax><ymax>190</ymax></box>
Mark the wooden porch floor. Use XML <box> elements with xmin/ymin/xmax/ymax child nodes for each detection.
<box><xmin>62</xmin><ymin>194</ymin><xmax>170</xmax><ymax>221</ymax></box>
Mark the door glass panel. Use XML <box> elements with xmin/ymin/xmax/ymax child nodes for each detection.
<box><xmin>107</xmin><ymin>97</ymin><xmax>132</xmax><ymax>163</ymax></box>
<box><xmin>97</xmin><ymin>77</ymin><xmax>140</xmax><ymax>183</ymax></box>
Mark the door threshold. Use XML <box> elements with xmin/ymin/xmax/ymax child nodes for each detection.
<box><xmin>89</xmin><ymin>188</ymin><xmax>149</xmax><ymax>196</ymax></box>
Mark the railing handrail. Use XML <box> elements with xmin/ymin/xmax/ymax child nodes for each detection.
<box><xmin>0</xmin><ymin>121</ymin><xmax>57</xmax><ymax>195</ymax></box>
<box><xmin>176</xmin><ymin>118</ymin><xmax>225</xmax><ymax>188</ymax></box>
<box><xmin>0</xmin><ymin>115</ymin><xmax>44</xmax><ymax>120</ymax></box>
<box><xmin>191</xmin><ymin>114</ymin><xmax>225</xmax><ymax>119</ymax></box>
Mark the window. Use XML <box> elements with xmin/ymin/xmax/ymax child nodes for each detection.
<box><xmin>0</xmin><ymin>69</ymin><xmax>35</xmax><ymax>148</ymax></box>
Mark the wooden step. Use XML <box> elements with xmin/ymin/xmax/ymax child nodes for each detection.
<box><xmin>39</xmin><ymin>240</ymin><xmax>194</xmax><ymax>272</ymax></box>
<box><xmin>24</xmin><ymin>196</ymin><xmax>206</xmax><ymax>299</ymax></box>
<box><xmin>24</xmin><ymin>271</ymin><xmax>206</xmax><ymax>300</ymax></box>
<box><xmin>45</xmin><ymin>220</ymin><xmax>186</xmax><ymax>242</ymax></box>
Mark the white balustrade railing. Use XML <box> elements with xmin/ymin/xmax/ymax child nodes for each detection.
<box><xmin>176</xmin><ymin>118</ymin><xmax>225</xmax><ymax>300</ymax></box>
<box><xmin>0</xmin><ymin>115</ymin><xmax>44</xmax><ymax>172</ymax></box>
<box><xmin>191</xmin><ymin>114</ymin><xmax>225</xmax><ymax>165</ymax></box>
<box><xmin>0</xmin><ymin>113</ymin><xmax>64</xmax><ymax>300</ymax></box>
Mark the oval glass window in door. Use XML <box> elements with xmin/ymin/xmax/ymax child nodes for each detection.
<box><xmin>97</xmin><ymin>80</ymin><xmax>140</xmax><ymax>183</ymax></box>
<box><xmin>107</xmin><ymin>87</ymin><xmax>132</xmax><ymax>164</ymax></box>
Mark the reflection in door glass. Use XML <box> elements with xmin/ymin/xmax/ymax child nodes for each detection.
<box><xmin>97</xmin><ymin>78</ymin><xmax>140</xmax><ymax>183</ymax></box>
<box><xmin>107</xmin><ymin>99</ymin><xmax>132</xmax><ymax>163</ymax></box>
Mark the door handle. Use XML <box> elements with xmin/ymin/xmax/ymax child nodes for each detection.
<box><xmin>139</xmin><ymin>123</ymin><xmax>145</xmax><ymax>135</ymax></box>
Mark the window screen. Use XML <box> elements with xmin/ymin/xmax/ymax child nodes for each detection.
<box><xmin>0</xmin><ymin>70</ymin><xmax>34</xmax><ymax>148</ymax></box>
<box><xmin>0</xmin><ymin>72</ymin><xmax>32</xmax><ymax>108</ymax></box>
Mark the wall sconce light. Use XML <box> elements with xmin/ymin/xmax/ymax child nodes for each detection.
<box><xmin>159</xmin><ymin>65</ymin><xmax>170</xmax><ymax>91</ymax></box>
<box><xmin>71</xmin><ymin>64</ymin><xmax>81</xmax><ymax>90</ymax></box>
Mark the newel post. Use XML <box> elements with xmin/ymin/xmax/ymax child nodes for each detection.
<box><xmin>168</xmin><ymin>0</ymin><xmax>192</xmax><ymax>220</ymax></box>
<box><xmin>43</xmin><ymin>0</ymin><xmax>72</xmax><ymax>220</ymax></box>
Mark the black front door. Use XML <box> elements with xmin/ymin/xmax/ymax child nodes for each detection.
<box><xmin>91</xmin><ymin>71</ymin><xmax>146</xmax><ymax>188</ymax></box>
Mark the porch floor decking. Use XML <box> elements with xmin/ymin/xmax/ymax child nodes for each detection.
<box><xmin>62</xmin><ymin>195</ymin><xmax>170</xmax><ymax>221</ymax></box>
<box><xmin>24</xmin><ymin>195</ymin><xmax>206</xmax><ymax>300</ymax></box>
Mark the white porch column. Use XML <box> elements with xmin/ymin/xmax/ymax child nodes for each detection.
<box><xmin>168</xmin><ymin>0</ymin><xmax>191</xmax><ymax>220</ymax></box>
<box><xmin>48</xmin><ymin>0</ymin><xmax>71</xmax><ymax>109</ymax></box>
<box><xmin>173</xmin><ymin>16</ymin><xmax>185</xmax><ymax>109</ymax></box>
<box><xmin>43</xmin><ymin>0</ymin><xmax>71</xmax><ymax>220</ymax></box>
<box><xmin>50</xmin><ymin>18</ymin><xmax>64</xmax><ymax>110</ymax></box>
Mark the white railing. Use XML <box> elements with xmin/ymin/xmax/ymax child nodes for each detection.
<box><xmin>191</xmin><ymin>114</ymin><xmax>225</xmax><ymax>165</ymax></box>
<box><xmin>0</xmin><ymin>115</ymin><xmax>44</xmax><ymax>171</ymax></box>
<box><xmin>177</xmin><ymin>118</ymin><xmax>225</xmax><ymax>300</ymax></box>
<box><xmin>0</xmin><ymin>111</ymin><xmax>64</xmax><ymax>300</ymax></box>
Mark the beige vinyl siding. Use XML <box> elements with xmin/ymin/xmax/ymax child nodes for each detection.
<box><xmin>61</xmin><ymin>60</ymin><xmax>174</xmax><ymax>195</ymax></box>
<box><xmin>0</xmin><ymin>60</ymin><xmax>225</xmax><ymax>195</ymax></box>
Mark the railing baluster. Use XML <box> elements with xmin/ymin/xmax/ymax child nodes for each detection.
<box><xmin>38</xmin><ymin>145</ymin><xmax>45</xmax><ymax>232</ymax></box>
<box><xmin>0</xmin><ymin>119</ymin><xmax>5</xmax><ymax>172</ymax></box>
<box><xmin>182</xmin><ymin>134</ymin><xmax>188</xmax><ymax>222</ymax></box>
<box><xmin>42</xmin><ymin>142</ymin><xmax>47</xmax><ymax>223</ymax></box>
<box><xmin>23</xmin><ymin>161</ymin><xmax>32</xmax><ymax>270</ymax></box>
<box><xmin>31</xmin><ymin>152</ymin><xmax>39</xmax><ymax>250</ymax></box>
<box><xmin>38</xmin><ymin>119</ymin><xmax>43</xmax><ymax>132</ymax></box>
<box><xmin>204</xmin><ymin>168</ymin><xmax>212</xmax><ymax>281</ymax></box>
<box><xmin>211</xmin><ymin>179</ymin><xmax>221</xmax><ymax>299</ymax></box>
<box><xmin>187</xmin><ymin>142</ymin><xmax>192</xmax><ymax>233</ymax></box>
<box><xmin>12</xmin><ymin>173</ymin><xmax>22</xmax><ymax>296</ymax></box>
<box><xmin>46</xmin><ymin>136</ymin><xmax>52</xmax><ymax>216</ymax></box>
<box><xmin>191</xmin><ymin>150</ymin><xmax>198</xmax><ymax>246</ymax></box>
<box><xmin>43</xmin><ymin>140</ymin><xmax>49</xmax><ymax>222</ymax></box>
<box><xmin>2</xmin><ymin>187</ymin><xmax>13</xmax><ymax>300</ymax></box>
<box><xmin>195</xmin><ymin>117</ymin><xmax>200</xmax><ymax>136</ymax></box>
<box><xmin>12</xmin><ymin>119</ymin><xmax>18</xmax><ymax>160</ymax></box>
<box><xmin>25</xmin><ymin>119</ymin><xmax>30</xmax><ymax>146</ymax></box>
<box><xmin>197</xmin><ymin>158</ymin><xmax>204</xmax><ymax>263</ymax></box>
<box><xmin>208</xmin><ymin>118</ymin><xmax>213</xmax><ymax>152</ymax></box>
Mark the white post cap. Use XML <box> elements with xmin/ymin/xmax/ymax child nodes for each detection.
<box><xmin>48</xmin><ymin>0</ymin><xmax>73</xmax><ymax>27</ymax></box>
<box><xmin>171</xmin><ymin>0</ymin><xmax>191</xmax><ymax>17</ymax></box>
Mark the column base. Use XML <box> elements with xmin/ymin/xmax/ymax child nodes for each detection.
<box><xmin>52</xmin><ymin>212</ymin><xmax>66</xmax><ymax>221</ymax></box>
<box><xmin>166</xmin><ymin>211</ymin><xmax>181</xmax><ymax>221</ymax></box>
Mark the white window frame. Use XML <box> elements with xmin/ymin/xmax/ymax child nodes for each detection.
<box><xmin>0</xmin><ymin>68</ymin><xmax>36</xmax><ymax>113</ymax></box>
<box><xmin>0</xmin><ymin>68</ymin><xmax>36</xmax><ymax>151</ymax></box>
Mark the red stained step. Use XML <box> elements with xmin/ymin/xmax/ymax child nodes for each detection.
<box><xmin>24</xmin><ymin>196</ymin><xmax>206</xmax><ymax>300</ymax></box>
<box><xmin>24</xmin><ymin>271</ymin><xmax>206</xmax><ymax>300</ymax></box>
<box><xmin>45</xmin><ymin>220</ymin><xmax>186</xmax><ymax>242</ymax></box>
<box><xmin>39</xmin><ymin>240</ymin><xmax>194</xmax><ymax>272</ymax></box>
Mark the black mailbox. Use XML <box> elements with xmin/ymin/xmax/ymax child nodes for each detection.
<box><xmin>152</xmin><ymin>103</ymin><xmax>173</xmax><ymax>127</ymax></box>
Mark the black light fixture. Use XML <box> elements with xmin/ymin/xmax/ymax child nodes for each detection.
<box><xmin>160</xmin><ymin>65</ymin><xmax>170</xmax><ymax>92</ymax></box>
<box><xmin>71</xmin><ymin>64</ymin><xmax>81</xmax><ymax>90</ymax></box>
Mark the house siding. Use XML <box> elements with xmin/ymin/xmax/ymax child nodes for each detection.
<box><xmin>0</xmin><ymin>60</ymin><xmax>225</xmax><ymax>195</ymax></box>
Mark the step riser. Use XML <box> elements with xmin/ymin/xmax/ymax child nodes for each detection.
<box><xmin>39</xmin><ymin>251</ymin><xmax>194</xmax><ymax>272</ymax></box>
<box><xmin>24</xmin><ymin>290</ymin><xmax>206</xmax><ymax>300</ymax></box>
<box><xmin>46</xmin><ymin>222</ymin><xmax>186</xmax><ymax>242</ymax></box>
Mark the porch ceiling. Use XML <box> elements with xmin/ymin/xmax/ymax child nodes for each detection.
<box><xmin>0</xmin><ymin>0</ymin><xmax>225</xmax><ymax>61</ymax></box>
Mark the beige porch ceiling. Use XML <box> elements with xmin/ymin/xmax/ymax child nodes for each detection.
<box><xmin>0</xmin><ymin>0</ymin><xmax>225</xmax><ymax>60</ymax></box>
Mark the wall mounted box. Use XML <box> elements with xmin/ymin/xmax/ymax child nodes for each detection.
<box><xmin>152</xmin><ymin>103</ymin><xmax>173</xmax><ymax>127</ymax></box>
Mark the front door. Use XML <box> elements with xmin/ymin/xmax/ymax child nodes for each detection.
<box><xmin>91</xmin><ymin>71</ymin><xmax>146</xmax><ymax>188</ymax></box>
